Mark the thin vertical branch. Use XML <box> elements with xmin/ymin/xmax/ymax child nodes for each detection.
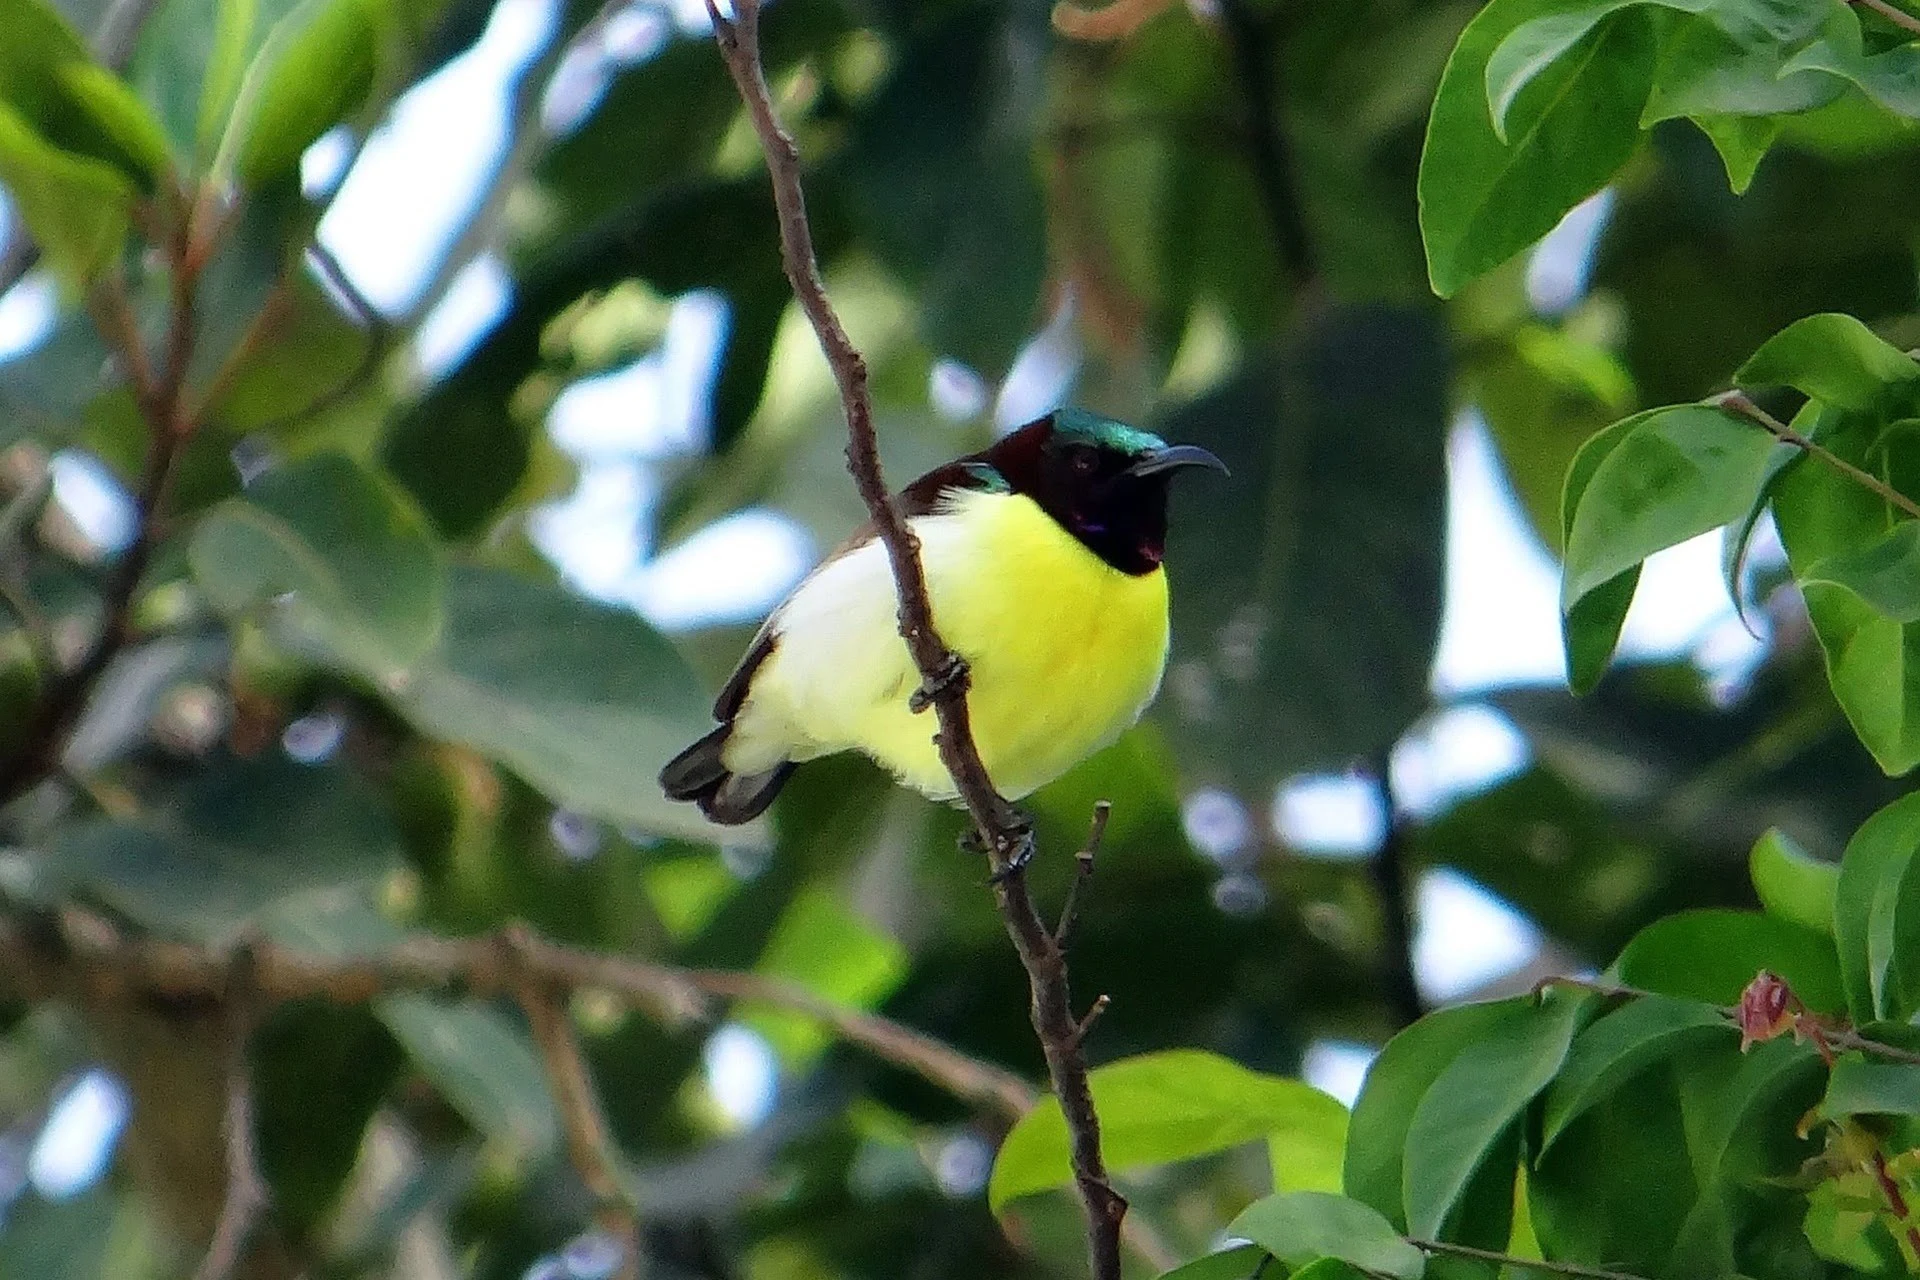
<box><xmin>191</xmin><ymin>946</ymin><xmax>269</xmax><ymax>1280</ymax></box>
<box><xmin>507</xmin><ymin>927</ymin><xmax>642</xmax><ymax>1280</ymax></box>
<box><xmin>703</xmin><ymin>4</ymin><xmax>1127</xmax><ymax>1275</ymax></box>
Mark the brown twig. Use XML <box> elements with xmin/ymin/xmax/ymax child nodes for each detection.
<box><xmin>703</xmin><ymin>2</ymin><xmax>1128</xmax><ymax>1275</ymax></box>
<box><xmin>1715</xmin><ymin>392</ymin><xmax>1920</xmax><ymax>521</ymax></box>
<box><xmin>191</xmin><ymin>946</ymin><xmax>270</xmax><ymax>1280</ymax></box>
<box><xmin>507</xmin><ymin>926</ymin><xmax>640</xmax><ymax>1280</ymax></box>
<box><xmin>1054</xmin><ymin>801</ymin><xmax>1111</xmax><ymax>948</ymax></box>
<box><xmin>1409</xmin><ymin>1238</ymin><xmax>1652</xmax><ymax>1280</ymax></box>
<box><xmin>0</xmin><ymin>904</ymin><xmax>1036</xmax><ymax>1122</ymax></box>
<box><xmin>1853</xmin><ymin>0</ymin><xmax>1920</xmax><ymax>37</ymax></box>
<box><xmin>1533</xmin><ymin>974</ymin><xmax>1920</xmax><ymax>1067</ymax></box>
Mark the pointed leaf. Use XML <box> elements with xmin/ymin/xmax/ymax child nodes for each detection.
<box><xmin>375</xmin><ymin>995</ymin><xmax>559</xmax><ymax>1159</ymax></box>
<box><xmin>229</xmin><ymin>0</ymin><xmax>383</xmax><ymax>187</ymax></box>
<box><xmin>0</xmin><ymin>103</ymin><xmax>133</xmax><ymax>287</ymax></box>
<box><xmin>1736</xmin><ymin>313</ymin><xmax>1920</xmax><ymax>413</ymax></box>
<box><xmin>1615</xmin><ymin>908</ymin><xmax>1845</xmax><ymax>1013</ymax></box>
<box><xmin>1749</xmin><ymin>827</ymin><xmax>1839</xmax><ymax>936</ymax></box>
<box><xmin>1834</xmin><ymin>791</ymin><xmax>1920</xmax><ymax>1022</ymax></box>
<box><xmin>49</xmin><ymin>757</ymin><xmax>402</xmax><ymax>944</ymax></box>
<box><xmin>989</xmin><ymin>1050</ymin><xmax>1347</xmax><ymax>1212</ymax></box>
<box><xmin>1561</xmin><ymin>405</ymin><xmax>1788</xmax><ymax>655</ymax></box>
<box><xmin>1817</xmin><ymin>1053</ymin><xmax>1920</xmax><ymax>1120</ymax></box>
<box><xmin>1403</xmin><ymin>990</ymin><xmax>1586</xmax><ymax>1238</ymax></box>
<box><xmin>54</xmin><ymin>62</ymin><xmax>174</xmax><ymax>181</ymax></box>
<box><xmin>1421</xmin><ymin>0</ymin><xmax>1654</xmax><ymax>296</ymax></box>
<box><xmin>1226</xmin><ymin>1191</ymin><xmax>1423</xmax><ymax>1280</ymax></box>
<box><xmin>384</xmin><ymin>566</ymin><xmax>731</xmax><ymax>843</ymax></box>
<box><xmin>1539</xmin><ymin>995</ymin><xmax>1731</xmax><ymax>1155</ymax></box>
<box><xmin>190</xmin><ymin>452</ymin><xmax>445</xmax><ymax>675</ymax></box>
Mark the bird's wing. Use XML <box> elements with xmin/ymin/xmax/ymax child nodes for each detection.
<box><xmin>707</xmin><ymin>458</ymin><xmax>999</xmax><ymax>725</ymax></box>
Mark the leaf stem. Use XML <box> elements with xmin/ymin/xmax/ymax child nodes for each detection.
<box><xmin>1716</xmin><ymin>391</ymin><xmax>1920</xmax><ymax>521</ymax></box>
<box><xmin>702</xmin><ymin>2</ymin><xmax>1128</xmax><ymax>1276</ymax></box>
<box><xmin>1853</xmin><ymin>0</ymin><xmax>1920</xmax><ymax>38</ymax></box>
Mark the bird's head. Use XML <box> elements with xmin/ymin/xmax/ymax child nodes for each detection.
<box><xmin>982</xmin><ymin>408</ymin><xmax>1227</xmax><ymax>574</ymax></box>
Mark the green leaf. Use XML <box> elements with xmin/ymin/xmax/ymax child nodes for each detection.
<box><xmin>1153</xmin><ymin>1245</ymin><xmax>1267</xmax><ymax>1280</ymax></box>
<box><xmin>1692</xmin><ymin>114</ymin><xmax>1778</xmax><ymax>194</ymax></box>
<box><xmin>54</xmin><ymin>62</ymin><xmax>175</xmax><ymax>181</ymax></box>
<box><xmin>0</xmin><ymin>102</ymin><xmax>134</xmax><ymax>288</ymax></box>
<box><xmin>228</xmin><ymin>0</ymin><xmax>382</xmax><ymax>187</ymax></box>
<box><xmin>1782</xmin><ymin>9</ymin><xmax>1920</xmax><ymax>121</ymax></box>
<box><xmin>1833</xmin><ymin>790</ymin><xmax>1920</xmax><ymax>1022</ymax></box>
<box><xmin>1643</xmin><ymin>9</ymin><xmax>1847</xmax><ymax>130</ymax></box>
<box><xmin>1226</xmin><ymin>1191</ymin><xmax>1424</xmax><ymax>1280</ymax></box>
<box><xmin>1719</xmin><ymin>433</ymin><xmax>1801</xmax><ymax>632</ymax></box>
<box><xmin>1402</xmin><ymin>990</ymin><xmax>1585</xmax><ymax>1238</ymax></box>
<box><xmin>190</xmin><ymin>452</ymin><xmax>445</xmax><ymax>676</ymax></box>
<box><xmin>1773</xmin><ymin>410</ymin><xmax>1920</xmax><ymax>772</ymax></box>
<box><xmin>1562</xmin><ymin>404</ymin><xmax>1788</xmax><ymax>607</ymax></box>
<box><xmin>1420</xmin><ymin>0</ymin><xmax>1654</xmax><ymax>297</ymax></box>
<box><xmin>1736</xmin><ymin>313</ymin><xmax>1920</xmax><ymax>413</ymax></box>
<box><xmin>744</xmin><ymin>887</ymin><xmax>907</xmax><ymax>1065</ymax></box>
<box><xmin>1538</xmin><ymin>995</ymin><xmax>1731</xmax><ymax>1155</ymax></box>
<box><xmin>1749</xmin><ymin>827</ymin><xmax>1840</xmax><ymax>935</ymax></box>
<box><xmin>988</xmin><ymin>1050</ymin><xmax>1347</xmax><ymax>1212</ymax></box>
<box><xmin>1559</xmin><ymin>413</ymin><xmax>1642</xmax><ymax>691</ymax></box>
<box><xmin>1678</xmin><ymin>1035</ymin><xmax>1824</xmax><ymax>1188</ymax></box>
<box><xmin>1613</xmin><ymin>908</ymin><xmax>1845</xmax><ymax>1013</ymax></box>
<box><xmin>1817</xmin><ymin>1053</ymin><xmax>1920</xmax><ymax>1120</ymax></box>
<box><xmin>374</xmin><ymin>995</ymin><xmax>559</xmax><ymax>1159</ymax></box>
<box><xmin>0</xmin><ymin>0</ymin><xmax>91</xmax><ymax>129</ymax></box>
<box><xmin>1345</xmin><ymin>998</ymin><xmax>1523</xmax><ymax>1230</ymax></box>
<box><xmin>50</xmin><ymin>756</ymin><xmax>402</xmax><ymax>944</ymax></box>
<box><xmin>383</xmin><ymin>566</ymin><xmax>727</xmax><ymax>843</ymax></box>
<box><xmin>1802</xmin><ymin>520</ymin><xmax>1920</xmax><ymax>623</ymax></box>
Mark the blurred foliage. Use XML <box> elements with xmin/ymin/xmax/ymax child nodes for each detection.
<box><xmin>4</xmin><ymin>0</ymin><xmax>1920</xmax><ymax>1276</ymax></box>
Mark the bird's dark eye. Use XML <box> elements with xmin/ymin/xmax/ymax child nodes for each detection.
<box><xmin>1068</xmin><ymin>446</ymin><xmax>1098</xmax><ymax>475</ymax></box>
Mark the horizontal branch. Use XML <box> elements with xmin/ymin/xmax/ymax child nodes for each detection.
<box><xmin>0</xmin><ymin>904</ymin><xmax>1037</xmax><ymax>1120</ymax></box>
<box><xmin>1716</xmin><ymin>391</ymin><xmax>1920</xmax><ymax>521</ymax></box>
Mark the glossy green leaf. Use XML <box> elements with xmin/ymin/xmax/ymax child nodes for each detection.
<box><xmin>1749</xmin><ymin>827</ymin><xmax>1839</xmax><ymax>936</ymax></box>
<box><xmin>0</xmin><ymin>102</ymin><xmax>134</xmax><ymax>287</ymax></box>
<box><xmin>1802</xmin><ymin>520</ymin><xmax>1920</xmax><ymax>623</ymax></box>
<box><xmin>1691</xmin><ymin>115</ymin><xmax>1778</xmax><ymax>194</ymax></box>
<box><xmin>1679</xmin><ymin>1035</ymin><xmax>1824</xmax><ymax>1188</ymax></box>
<box><xmin>0</xmin><ymin>0</ymin><xmax>91</xmax><ymax>126</ymax></box>
<box><xmin>1614</xmin><ymin>908</ymin><xmax>1845</xmax><ymax>1013</ymax></box>
<box><xmin>1226</xmin><ymin>1191</ymin><xmax>1423</xmax><ymax>1280</ymax></box>
<box><xmin>1833</xmin><ymin>790</ymin><xmax>1920</xmax><ymax>1022</ymax></box>
<box><xmin>1817</xmin><ymin>1053</ymin><xmax>1920</xmax><ymax>1120</ymax></box>
<box><xmin>1421</xmin><ymin>0</ymin><xmax>1654</xmax><ymax>296</ymax></box>
<box><xmin>1345</xmin><ymin>998</ymin><xmax>1522</xmax><ymax>1230</ymax></box>
<box><xmin>745</xmin><ymin>887</ymin><xmax>907</xmax><ymax>1065</ymax></box>
<box><xmin>989</xmin><ymin>1050</ymin><xmax>1347</xmax><ymax>1212</ymax></box>
<box><xmin>1783</xmin><ymin>9</ymin><xmax>1920</xmax><ymax>121</ymax></box>
<box><xmin>1736</xmin><ymin>313</ymin><xmax>1920</xmax><ymax>413</ymax></box>
<box><xmin>54</xmin><ymin>62</ymin><xmax>174</xmax><ymax>180</ymax></box>
<box><xmin>1642</xmin><ymin>8</ymin><xmax>1847</xmax><ymax>129</ymax></box>
<box><xmin>1153</xmin><ymin>1245</ymin><xmax>1267</xmax><ymax>1280</ymax></box>
<box><xmin>1539</xmin><ymin>994</ymin><xmax>1730</xmax><ymax>1155</ymax></box>
<box><xmin>383</xmin><ymin>566</ymin><xmax>728</xmax><ymax>843</ymax></box>
<box><xmin>1562</xmin><ymin>404</ymin><xmax>1788</xmax><ymax>607</ymax></box>
<box><xmin>229</xmin><ymin>0</ymin><xmax>382</xmax><ymax>187</ymax></box>
<box><xmin>374</xmin><ymin>994</ymin><xmax>559</xmax><ymax>1159</ymax></box>
<box><xmin>190</xmin><ymin>452</ymin><xmax>445</xmax><ymax>676</ymax></box>
<box><xmin>1719</xmin><ymin>430</ymin><xmax>1801</xmax><ymax>631</ymax></box>
<box><xmin>1773</xmin><ymin>409</ymin><xmax>1920</xmax><ymax>772</ymax></box>
<box><xmin>1403</xmin><ymin>990</ymin><xmax>1585</xmax><ymax>1238</ymax></box>
<box><xmin>50</xmin><ymin>757</ymin><xmax>402</xmax><ymax>944</ymax></box>
<box><xmin>1559</xmin><ymin>412</ymin><xmax>1642</xmax><ymax>691</ymax></box>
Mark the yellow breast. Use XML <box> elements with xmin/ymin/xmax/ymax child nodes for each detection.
<box><xmin>733</xmin><ymin>489</ymin><xmax>1170</xmax><ymax>801</ymax></box>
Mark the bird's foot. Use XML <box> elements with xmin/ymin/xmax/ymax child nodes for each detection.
<box><xmin>910</xmin><ymin>653</ymin><xmax>970</xmax><ymax>713</ymax></box>
<box><xmin>957</xmin><ymin>808</ymin><xmax>1035</xmax><ymax>884</ymax></box>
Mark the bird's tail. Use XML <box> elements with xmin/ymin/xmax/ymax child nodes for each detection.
<box><xmin>659</xmin><ymin>725</ymin><xmax>794</xmax><ymax>825</ymax></box>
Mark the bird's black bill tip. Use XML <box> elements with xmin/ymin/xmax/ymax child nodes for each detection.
<box><xmin>1127</xmin><ymin>443</ymin><xmax>1230</xmax><ymax>480</ymax></box>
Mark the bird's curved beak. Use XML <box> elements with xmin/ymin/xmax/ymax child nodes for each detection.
<box><xmin>1126</xmin><ymin>443</ymin><xmax>1230</xmax><ymax>479</ymax></box>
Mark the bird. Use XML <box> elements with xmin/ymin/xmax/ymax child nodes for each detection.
<box><xmin>659</xmin><ymin>407</ymin><xmax>1226</xmax><ymax>825</ymax></box>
